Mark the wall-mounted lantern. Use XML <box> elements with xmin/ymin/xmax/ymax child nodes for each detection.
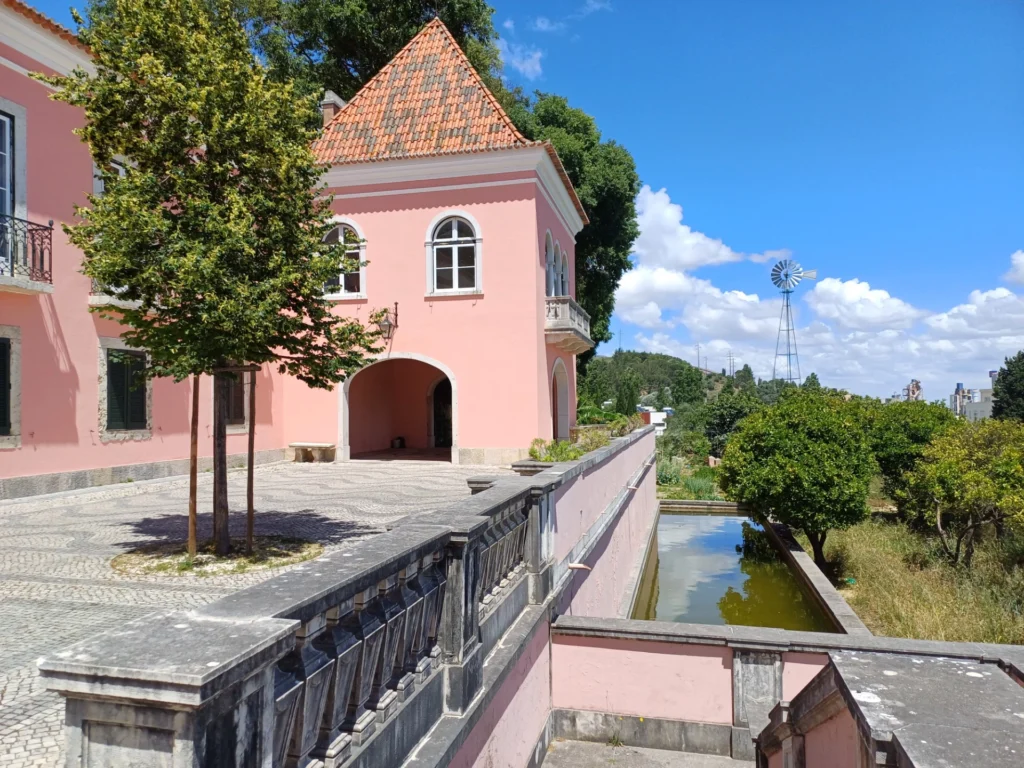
<box><xmin>377</xmin><ymin>302</ymin><xmax>399</xmax><ymax>342</ymax></box>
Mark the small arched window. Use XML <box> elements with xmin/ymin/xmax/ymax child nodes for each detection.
<box><xmin>560</xmin><ymin>250</ymin><xmax>570</xmax><ymax>296</ymax></box>
<box><xmin>544</xmin><ymin>233</ymin><xmax>555</xmax><ymax>297</ymax></box>
<box><xmin>431</xmin><ymin>216</ymin><xmax>478</xmax><ymax>293</ymax></box>
<box><xmin>323</xmin><ymin>223</ymin><xmax>363</xmax><ymax>296</ymax></box>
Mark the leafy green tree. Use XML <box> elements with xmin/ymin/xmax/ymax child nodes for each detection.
<box><xmin>755</xmin><ymin>378</ymin><xmax>795</xmax><ymax>405</ymax></box>
<box><xmin>992</xmin><ymin>351</ymin><xmax>1024</xmax><ymax>422</ymax></box>
<box><xmin>870</xmin><ymin>401</ymin><xmax>956</xmax><ymax>514</ymax></box>
<box><xmin>705</xmin><ymin>389</ymin><xmax>762</xmax><ymax>458</ymax></box>
<box><xmin>719</xmin><ymin>390</ymin><xmax>875</xmax><ymax>567</ymax></box>
<box><xmin>904</xmin><ymin>419</ymin><xmax>1024</xmax><ymax>567</ymax></box>
<box><xmin>671</xmin><ymin>362</ymin><xmax>705</xmax><ymax>406</ymax></box>
<box><xmin>44</xmin><ymin>0</ymin><xmax>381</xmax><ymax>555</ymax></box>
<box><xmin>615</xmin><ymin>368</ymin><xmax>642</xmax><ymax>417</ymax></box>
<box><xmin>734</xmin><ymin>364</ymin><xmax>756</xmax><ymax>392</ymax></box>
<box><xmin>802</xmin><ymin>372</ymin><xmax>821</xmax><ymax>390</ymax></box>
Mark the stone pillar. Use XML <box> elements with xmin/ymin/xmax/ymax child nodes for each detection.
<box><xmin>526</xmin><ymin>490</ymin><xmax>554</xmax><ymax>604</ymax></box>
<box><xmin>732</xmin><ymin>648</ymin><xmax>783</xmax><ymax>761</ymax></box>
<box><xmin>38</xmin><ymin>612</ymin><xmax>296</xmax><ymax>768</ymax></box>
<box><xmin>440</xmin><ymin>535</ymin><xmax>483</xmax><ymax>713</ymax></box>
<box><xmin>311</xmin><ymin>599</ymin><xmax>361</xmax><ymax>768</ymax></box>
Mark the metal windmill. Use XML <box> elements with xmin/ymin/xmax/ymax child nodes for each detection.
<box><xmin>771</xmin><ymin>259</ymin><xmax>817</xmax><ymax>383</ymax></box>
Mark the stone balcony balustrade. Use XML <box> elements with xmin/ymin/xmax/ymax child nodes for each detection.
<box><xmin>545</xmin><ymin>296</ymin><xmax>594</xmax><ymax>354</ymax></box>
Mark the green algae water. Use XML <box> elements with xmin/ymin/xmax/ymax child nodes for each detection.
<box><xmin>632</xmin><ymin>514</ymin><xmax>836</xmax><ymax>632</ymax></box>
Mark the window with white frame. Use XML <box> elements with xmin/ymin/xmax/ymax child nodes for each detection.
<box><xmin>323</xmin><ymin>223</ymin><xmax>364</xmax><ymax>296</ymax></box>
<box><xmin>544</xmin><ymin>233</ymin><xmax>555</xmax><ymax>297</ymax></box>
<box><xmin>0</xmin><ymin>112</ymin><xmax>13</xmax><ymax>275</ymax></box>
<box><xmin>430</xmin><ymin>216</ymin><xmax>479</xmax><ymax>293</ymax></box>
<box><xmin>560</xmin><ymin>250</ymin><xmax>570</xmax><ymax>296</ymax></box>
<box><xmin>0</xmin><ymin>325</ymin><xmax>20</xmax><ymax>449</ymax></box>
<box><xmin>93</xmin><ymin>159</ymin><xmax>126</xmax><ymax>196</ymax></box>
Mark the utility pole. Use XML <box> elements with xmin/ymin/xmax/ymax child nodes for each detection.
<box><xmin>695</xmin><ymin>342</ymin><xmax>701</xmax><ymax>371</ymax></box>
<box><xmin>727</xmin><ymin>351</ymin><xmax>735</xmax><ymax>377</ymax></box>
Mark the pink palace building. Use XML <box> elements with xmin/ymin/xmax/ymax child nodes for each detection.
<box><xmin>0</xmin><ymin>4</ymin><xmax>594</xmax><ymax>498</ymax></box>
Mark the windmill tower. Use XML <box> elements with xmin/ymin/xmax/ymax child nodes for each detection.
<box><xmin>771</xmin><ymin>259</ymin><xmax>817</xmax><ymax>383</ymax></box>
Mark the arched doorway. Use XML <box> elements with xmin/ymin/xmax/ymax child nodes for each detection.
<box><xmin>551</xmin><ymin>359</ymin><xmax>570</xmax><ymax>441</ymax></box>
<box><xmin>340</xmin><ymin>353</ymin><xmax>458</xmax><ymax>462</ymax></box>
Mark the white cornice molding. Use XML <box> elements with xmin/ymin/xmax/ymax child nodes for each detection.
<box><xmin>321</xmin><ymin>146</ymin><xmax>585</xmax><ymax>236</ymax></box>
<box><xmin>0</xmin><ymin>6</ymin><xmax>93</xmax><ymax>76</ymax></box>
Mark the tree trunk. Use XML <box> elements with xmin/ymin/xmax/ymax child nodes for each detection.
<box><xmin>246</xmin><ymin>369</ymin><xmax>256</xmax><ymax>556</ymax></box>
<box><xmin>187</xmin><ymin>375</ymin><xmax>199</xmax><ymax>558</ymax></box>
<box><xmin>212</xmin><ymin>372</ymin><xmax>230</xmax><ymax>556</ymax></box>
<box><xmin>806</xmin><ymin>530</ymin><xmax>828</xmax><ymax>571</ymax></box>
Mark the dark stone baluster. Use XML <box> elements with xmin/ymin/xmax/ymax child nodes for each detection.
<box><xmin>416</xmin><ymin>553</ymin><xmax>441</xmax><ymax>682</ymax></box>
<box><xmin>280</xmin><ymin>614</ymin><xmax>335</xmax><ymax>768</ymax></box>
<box><xmin>312</xmin><ymin>599</ymin><xmax>361</xmax><ymax>768</ymax></box>
<box><xmin>340</xmin><ymin>587</ymin><xmax>385</xmax><ymax>746</ymax></box>
<box><xmin>273</xmin><ymin>667</ymin><xmax>303</xmax><ymax>768</ymax></box>
<box><xmin>367</xmin><ymin>576</ymin><xmax>406</xmax><ymax>723</ymax></box>
<box><xmin>478</xmin><ymin>524</ymin><xmax>499</xmax><ymax>607</ymax></box>
<box><xmin>441</xmin><ymin>538</ymin><xmax>480</xmax><ymax>713</ymax></box>
<box><xmin>395</xmin><ymin>563</ymin><xmax>425</xmax><ymax>701</ymax></box>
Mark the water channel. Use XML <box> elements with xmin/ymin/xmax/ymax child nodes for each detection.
<box><xmin>631</xmin><ymin>513</ymin><xmax>836</xmax><ymax>632</ymax></box>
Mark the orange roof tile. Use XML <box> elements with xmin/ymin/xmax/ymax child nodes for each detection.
<box><xmin>313</xmin><ymin>18</ymin><xmax>587</xmax><ymax>225</ymax></box>
<box><xmin>1</xmin><ymin>0</ymin><xmax>87</xmax><ymax>52</ymax></box>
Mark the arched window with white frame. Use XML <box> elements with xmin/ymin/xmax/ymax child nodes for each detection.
<box><xmin>560</xmin><ymin>249</ymin><xmax>570</xmax><ymax>296</ymax></box>
<box><xmin>553</xmin><ymin>243</ymin><xmax>562</xmax><ymax>296</ymax></box>
<box><xmin>544</xmin><ymin>232</ymin><xmax>555</xmax><ymax>297</ymax></box>
<box><xmin>323</xmin><ymin>221</ymin><xmax>365</xmax><ymax>298</ymax></box>
<box><xmin>429</xmin><ymin>215</ymin><xmax>480</xmax><ymax>294</ymax></box>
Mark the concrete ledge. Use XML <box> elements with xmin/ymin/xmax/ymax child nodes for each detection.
<box><xmin>0</xmin><ymin>448</ymin><xmax>287</xmax><ymax>500</ymax></box>
<box><xmin>761</xmin><ymin>522</ymin><xmax>871</xmax><ymax>636</ymax></box>
<box><xmin>550</xmin><ymin>709</ymin><xmax>733</xmax><ymax>758</ymax></box>
<box><xmin>659</xmin><ymin>499</ymin><xmax>751</xmax><ymax>516</ymax></box>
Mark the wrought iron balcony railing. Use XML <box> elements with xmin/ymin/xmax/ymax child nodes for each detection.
<box><xmin>0</xmin><ymin>214</ymin><xmax>53</xmax><ymax>285</ymax></box>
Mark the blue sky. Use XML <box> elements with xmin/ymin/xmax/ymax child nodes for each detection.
<box><xmin>33</xmin><ymin>0</ymin><xmax>1024</xmax><ymax>397</ymax></box>
<box><xmin>493</xmin><ymin>0</ymin><xmax>1024</xmax><ymax>397</ymax></box>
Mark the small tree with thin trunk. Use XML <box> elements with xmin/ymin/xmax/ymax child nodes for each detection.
<box><xmin>39</xmin><ymin>0</ymin><xmax>381</xmax><ymax>555</ymax></box>
<box><xmin>719</xmin><ymin>389</ymin><xmax>874</xmax><ymax>568</ymax></box>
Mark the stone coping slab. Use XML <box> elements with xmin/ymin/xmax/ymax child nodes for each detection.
<box><xmin>37</xmin><ymin>610</ymin><xmax>297</xmax><ymax>706</ymax></box>
<box><xmin>551</xmin><ymin>616</ymin><xmax>1024</xmax><ymax>677</ymax></box>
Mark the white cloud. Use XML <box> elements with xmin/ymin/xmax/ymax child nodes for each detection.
<box><xmin>925</xmin><ymin>288</ymin><xmax>1024</xmax><ymax>338</ymax></box>
<box><xmin>502</xmin><ymin>19</ymin><xmax>515</xmax><ymax>33</ymax></box>
<box><xmin>574</xmin><ymin>0</ymin><xmax>612</xmax><ymax>17</ymax></box>
<box><xmin>1003</xmin><ymin>250</ymin><xmax>1024</xmax><ymax>284</ymax></box>
<box><xmin>533</xmin><ymin>16</ymin><xmax>565</xmax><ymax>32</ymax></box>
<box><xmin>805</xmin><ymin>277</ymin><xmax>925</xmax><ymax>330</ymax></box>
<box><xmin>496</xmin><ymin>39</ymin><xmax>543</xmax><ymax>80</ymax></box>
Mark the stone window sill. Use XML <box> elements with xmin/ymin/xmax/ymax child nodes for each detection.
<box><xmin>100</xmin><ymin>429</ymin><xmax>152</xmax><ymax>443</ymax></box>
<box><xmin>325</xmin><ymin>293</ymin><xmax>367</xmax><ymax>303</ymax></box>
<box><xmin>0</xmin><ymin>435</ymin><xmax>21</xmax><ymax>450</ymax></box>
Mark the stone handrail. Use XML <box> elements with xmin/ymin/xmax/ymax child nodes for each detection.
<box><xmin>39</xmin><ymin>428</ymin><xmax>657</xmax><ymax>768</ymax></box>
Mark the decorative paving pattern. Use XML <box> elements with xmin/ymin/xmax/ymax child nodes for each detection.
<box><xmin>0</xmin><ymin>460</ymin><xmax>505</xmax><ymax>767</ymax></box>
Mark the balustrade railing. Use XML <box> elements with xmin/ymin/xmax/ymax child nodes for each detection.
<box><xmin>545</xmin><ymin>296</ymin><xmax>594</xmax><ymax>352</ymax></box>
<box><xmin>0</xmin><ymin>213</ymin><xmax>52</xmax><ymax>284</ymax></box>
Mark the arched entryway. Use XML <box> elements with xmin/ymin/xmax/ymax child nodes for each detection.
<box><xmin>551</xmin><ymin>358</ymin><xmax>570</xmax><ymax>441</ymax></box>
<box><xmin>340</xmin><ymin>353</ymin><xmax>458</xmax><ymax>462</ymax></box>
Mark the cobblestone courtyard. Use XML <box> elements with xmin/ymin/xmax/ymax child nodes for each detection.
<box><xmin>0</xmin><ymin>460</ymin><xmax>501</xmax><ymax>767</ymax></box>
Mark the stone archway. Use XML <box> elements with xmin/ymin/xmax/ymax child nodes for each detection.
<box><xmin>551</xmin><ymin>358</ymin><xmax>570</xmax><ymax>441</ymax></box>
<box><xmin>340</xmin><ymin>353</ymin><xmax>459</xmax><ymax>463</ymax></box>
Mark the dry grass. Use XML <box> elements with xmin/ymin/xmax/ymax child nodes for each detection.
<box><xmin>111</xmin><ymin>536</ymin><xmax>323</xmax><ymax>578</ymax></box>
<box><xmin>803</xmin><ymin>521</ymin><xmax>1024</xmax><ymax>644</ymax></box>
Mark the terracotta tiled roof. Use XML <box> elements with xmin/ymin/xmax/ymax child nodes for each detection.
<box><xmin>1</xmin><ymin>0</ymin><xmax>87</xmax><ymax>52</ymax></box>
<box><xmin>313</xmin><ymin>18</ymin><xmax>588</xmax><ymax>225</ymax></box>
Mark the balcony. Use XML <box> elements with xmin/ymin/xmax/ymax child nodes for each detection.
<box><xmin>89</xmin><ymin>279</ymin><xmax>141</xmax><ymax>310</ymax></box>
<box><xmin>545</xmin><ymin>295</ymin><xmax>594</xmax><ymax>354</ymax></box>
<box><xmin>0</xmin><ymin>214</ymin><xmax>53</xmax><ymax>294</ymax></box>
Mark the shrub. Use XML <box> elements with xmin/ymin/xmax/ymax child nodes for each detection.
<box><xmin>656</xmin><ymin>459</ymin><xmax>682</xmax><ymax>486</ymax></box>
<box><xmin>577</xmin><ymin>428</ymin><xmax>611</xmax><ymax>453</ymax></box>
<box><xmin>529</xmin><ymin>439</ymin><xmax>583</xmax><ymax>462</ymax></box>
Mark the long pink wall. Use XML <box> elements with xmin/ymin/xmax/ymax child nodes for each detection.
<box><xmin>552</xmin><ymin>635</ymin><xmax>734</xmax><ymax>724</ymax></box>
<box><xmin>804</xmin><ymin>708</ymin><xmax>859</xmax><ymax>768</ymax></box>
<box><xmin>782</xmin><ymin>652</ymin><xmax>828</xmax><ymax>700</ymax></box>
<box><xmin>449</xmin><ymin>622</ymin><xmax>551</xmax><ymax>768</ymax></box>
<box><xmin>552</xmin><ymin>431</ymin><xmax>655</xmax><ymax>565</ymax></box>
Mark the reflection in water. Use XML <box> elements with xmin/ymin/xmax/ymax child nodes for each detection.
<box><xmin>632</xmin><ymin>515</ymin><xmax>835</xmax><ymax>632</ymax></box>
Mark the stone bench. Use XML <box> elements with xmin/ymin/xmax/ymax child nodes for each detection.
<box><xmin>288</xmin><ymin>442</ymin><xmax>336</xmax><ymax>463</ymax></box>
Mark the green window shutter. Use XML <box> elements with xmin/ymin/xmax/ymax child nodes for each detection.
<box><xmin>106</xmin><ymin>351</ymin><xmax>128</xmax><ymax>430</ymax></box>
<box><xmin>127</xmin><ymin>354</ymin><xmax>147</xmax><ymax>429</ymax></box>
<box><xmin>0</xmin><ymin>338</ymin><xmax>10</xmax><ymax>436</ymax></box>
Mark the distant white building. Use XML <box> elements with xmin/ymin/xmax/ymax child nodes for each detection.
<box><xmin>965</xmin><ymin>389</ymin><xmax>993</xmax><ymax>422</ymax></box>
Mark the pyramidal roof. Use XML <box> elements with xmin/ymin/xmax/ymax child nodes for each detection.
<box><xmin>313</xmin><ymin>18</ymin><xmax>587</xmax><ymax>224</ymax></box>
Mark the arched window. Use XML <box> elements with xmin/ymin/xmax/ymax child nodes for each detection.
<box><xmin>544</xmin><ymin>233</ymin><xmax>555</xmax><ymax>297</ymax></box>
<box><xmin>323</xmin><ymin>223</ymin><xmax>364</xmax><ymax>296</ymax></box>
<box><xmin>430</xmin><ymin>216</ymin><xmax>479</xmax><ymax>293</ymax></box>
<box><xmin>560</xmin><ymin>250</ymin><xmax>570</xmax><ymax>296</ymax></box>
<box><xmin>553</xmin><ymin>244</ymin><xmax>562</xmax><ymax>296</ymax></box>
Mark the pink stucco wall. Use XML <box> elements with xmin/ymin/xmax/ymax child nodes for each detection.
<box><xmin>804</xmin><ymin>707</ymin><xmax>859</xmax><ymax>768</ymax></box>
<box><xmin>346</xmin><ymin>358</ymin><xmax>444</xmax><ymax>454</ymax></box>
<box><xmin>449</xmin><ymin>621</ymin><xmax>551</xmax><ymax>768</ymax></box>
<box><xmin>1</xmin><ymin>23</ymin><xmax>585</xmax><ymax>482</ymax></box>
<box><xmin>551</xmin><ymin>635</ymin><xmax>734</xmax><ymax>724</ymax></box>
<box><xmin>552</xmin><ymin>431</ymin><xmax>655</xmax><ymax>565</ymax></box>
<box><xmin>768</xmin><ymin>750</ymin><xmax>784</xmax><ymax>768</ymax></box>
<box><xmin>782</xmin><ymin>652</ymin><xmax>829</xmax><ymax>701</ymax></box>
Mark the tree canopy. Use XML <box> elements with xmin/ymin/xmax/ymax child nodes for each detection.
<box><xmin>802</xmin><ymin>372</ymin><xmax>821</xmax><ymax>390</ymax></box>
<box><xmin>704</xmin><ymin>388</ymin><xmax>763</xmax><ymax>457</ymax></box>
<box><xmin>581</xmin><ymin>351</ymin><xmax>703</xmax><ymax>407</ymax></box>
<box><xmin>992</xmin><ymin>351</ymin><xmax>1024</xmax><ymax>422</ymax></box>
<box><xmin>719</xmin><ymin>389</ymin><xmax>875</xmax><ymax>567</ymax></box>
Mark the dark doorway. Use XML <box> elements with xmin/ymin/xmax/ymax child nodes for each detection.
<box><xmin>433</xmin><ymin>378</ymin><xmax>453</xmax><ymax>448</ymax></box>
